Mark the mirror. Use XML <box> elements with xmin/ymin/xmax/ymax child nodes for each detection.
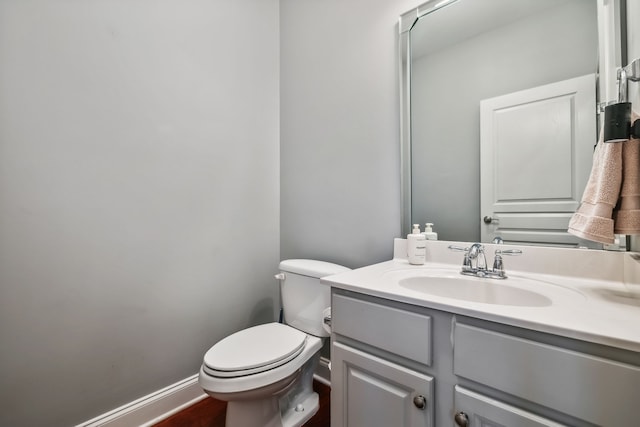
<box><xmin>400</xmin><ymin>0</ymin><xmax>626</xmax><ymax>246</ymax></box>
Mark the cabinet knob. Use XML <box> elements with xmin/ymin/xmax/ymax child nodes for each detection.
<box><xmin>454</xmin><ymin>411</ymin><xmax>469</xmax><ymax>426</ymax></box>
<box><xmin>413</xmin><ymin>395</ymin><xmax>426</xmax><ymax>410</ymax></box>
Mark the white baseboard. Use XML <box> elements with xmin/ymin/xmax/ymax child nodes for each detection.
<box><xmin>77</xmin><ymin>359</ymin><xmax>331</xmax><ymax>427</ymax></box>
<box><xmin>76</xmin><ymin>374</ymin><xmax>207</xmax><ymax>427</ymax></box>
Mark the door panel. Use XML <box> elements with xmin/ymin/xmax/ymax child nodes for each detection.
<box><xmin>480</xmin><ymin>74</ymin><xmax>597</xmax><ymax>247</ymax></box>
<box><xmin>331</xmin><ymin>342</ymin><xmax>434</xmax><ymax>427</ymax></box>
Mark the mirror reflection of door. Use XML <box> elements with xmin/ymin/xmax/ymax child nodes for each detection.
<box><xmin>480</xmin><ymin>74</ymin><xmax>599</xmax><ymax>247</ymax></box>
<box><xmin>409</xmin><ymin>0</ymin><xmax>599</xmax><ymax>244</ymax></box>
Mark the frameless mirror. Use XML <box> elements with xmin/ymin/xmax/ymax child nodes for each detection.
<box><xmin>400</xmin><ymin>0</ymin><xmax>626</xmax><ymax>247</ymax></box>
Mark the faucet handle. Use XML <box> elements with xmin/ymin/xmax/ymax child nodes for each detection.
<box><xmin>493</xmin><ymin>254</ymin><xmax>505</xmax><ymax>274</ymax></box>
<box><xmin>448</xmin><ymin>245</ymin><xmax>473</xmax><ymax>271</ymax></box>
<box><xmin>462</xmin><ymin>253</ymin><xmax>473</xmax><ymax>271</ymax></box>
<box><xmin>495</xmin><ymin>249</ymin><xmax>522</xmax><ymax>256</ymax></box>
<box><xmin>491</xmin><ymin>248</ymin><xmax>522</xmax><ymax>278</ymax></box>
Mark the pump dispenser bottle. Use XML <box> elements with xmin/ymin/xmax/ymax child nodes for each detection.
<box><xmin>407</xmin><ymin>224</ymin><xmax>426</xmax><ymax>265</ymax></box>
<box><xmin>423</xmin><ymin>223</ymin><xmax>438</xmax><ymax>241</ymax></box>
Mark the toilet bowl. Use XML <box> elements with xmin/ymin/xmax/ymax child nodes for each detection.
<box><xmin>198</xmin><ymin>259</ymin><xmax>350</xmax><ymax>427</ymax></box>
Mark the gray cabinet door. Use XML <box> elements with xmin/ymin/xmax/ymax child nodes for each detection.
<box><xmin>454</xmin><ymin>386</ymin><xmax>566</xmax><ymax>427</ymax></box>
<box><xmin>331</xmin><ymin>342</ymin><xmax>434</xmax><ymax>427</ymax></box>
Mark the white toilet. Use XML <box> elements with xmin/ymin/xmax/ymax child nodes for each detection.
<box><xmin>198</xmin><ymin>259</ymin><xmax>350</xmax><ymax>427</ymax></box>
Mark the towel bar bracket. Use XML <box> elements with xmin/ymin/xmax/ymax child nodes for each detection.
<box><xmin>616</xmin><ymin>57</ymin><xmax>640</xmax><ymax>103</ymax></box>
<box><xmin>619</xmin><ymin>57</ymin><xmax>640</xmax><ymax>83</ymax></box>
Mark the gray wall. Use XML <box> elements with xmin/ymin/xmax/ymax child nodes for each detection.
<box><xmin>0</xmin><ymin>1</ymin><xmax>279</xmax><ymax>426</ymax></box>
<box><xmin>411</xmin><ymin>0</ymin><xmax>598</xmax><ymax>242</ymax></box>
<box><xmin>280</xmin><ymin>0</ymin><xmax>423</xmax><ymax>268</ymax></box>
<box><xmin>0</xmin><ymin>0</ymin><xmax>493</xmax><ymax>424</ymax></box>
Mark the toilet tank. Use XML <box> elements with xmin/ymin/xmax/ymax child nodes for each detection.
<box><xmin>278</xmin><ymin>259</ymin><xmax>350</xmax><ymax>337</ymax></box>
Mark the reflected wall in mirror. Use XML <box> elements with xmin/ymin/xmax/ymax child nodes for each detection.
<box><xmin>400</xmin><ymin>0</ymin><xmax>625</xmax><ymax>247</ymax></box>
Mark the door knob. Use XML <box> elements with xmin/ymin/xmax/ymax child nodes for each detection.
<box><xmin>413</xmin><ymin>395</ymin><xmax>426</xmax><ymax>410</ymax></box>
<box><xmin>454</xmin><ymin>411</ymin><xmax>469</xmax><ymax>426</ymax></box>
<box><xmin>483</xmin><ymin>216</ymin><xmax>498</xmax><ymax>224</ymax></box>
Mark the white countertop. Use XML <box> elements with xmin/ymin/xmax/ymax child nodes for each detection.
<box><xmin>322</xmin><ymin>239</ymin><xmax>640</xmax><ymax>353</ymax></box>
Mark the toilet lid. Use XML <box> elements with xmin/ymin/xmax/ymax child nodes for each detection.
<box><xmin>203</xmin><ymin>323</ymin><xmax>307</xmax><ymax>377</ymax></box>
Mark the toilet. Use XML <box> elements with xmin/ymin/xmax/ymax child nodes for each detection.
<box><xmin>198</xmin><ymin>259</ymin><xmax>350</xmax><ymax>427</ymax></box>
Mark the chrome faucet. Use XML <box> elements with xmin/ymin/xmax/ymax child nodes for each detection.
<box><xmin>449</xmin><ymin>243</ymin><xmax>522</xmax><ymax>279</ymax></box>
<box><xmin>466</xmin><ymin>243</ymin><xmax>487</xmax><ymax>272</ymax></box>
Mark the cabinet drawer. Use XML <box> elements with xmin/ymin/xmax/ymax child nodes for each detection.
<box><xmin>454</xmin><ymin>323</ymin><xmax>640</xmax><ymax>426</ymax></box>
<box><xmin>454</xmin><ymin>386</ymin><xmax>566</xmax><ymax>427</ymax></box>
<box><xmin>332</xmin><ymin>293</ymin><xmax>432</xmax><ymax>365</ymax></box>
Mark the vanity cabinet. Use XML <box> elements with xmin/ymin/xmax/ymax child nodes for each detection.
<box><xmin>330</xmin><ymin>292</ymin><xmax>435</xmax><ymax>427</ymax></box>
<box><xmin>330</xmin><ymin>289</ymin><xmax>640</xmax><ymax>427</ymax></box>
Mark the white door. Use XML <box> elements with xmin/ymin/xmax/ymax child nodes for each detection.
<box><xmin>480</xmin><ymin>74</ymin><xmax>597</xmax><ymax>247</ymax></box>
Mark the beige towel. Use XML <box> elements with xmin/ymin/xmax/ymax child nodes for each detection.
<box><xmin>568</xmin><ymin>135</ymin><xmax>622</xmax><ymax>244</ymax></box>
<box><xmin>613</xmin><ymin>129</ymin><xmax>640</xmax><ymax>233</ymax></box>
<box><xmin>568</xmin><ymin>112</ymin><xmax>639</xmax><ymax>243</ymax></box>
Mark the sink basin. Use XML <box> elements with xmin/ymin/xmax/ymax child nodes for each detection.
<box><xmin>385</xmin><ymin>268</ymin><xmax>584</xmax><ymax>307</ymax></box>
<box><xmin>398</xmin><ymin>275</ymin><xmax>552</xmax><ymax>307</ymax></box>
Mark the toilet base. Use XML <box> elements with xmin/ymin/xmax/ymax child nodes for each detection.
<box><xmin>226</xmin><ymin>391</ymin><xmax>319</xmax><ymax>427</ymax></box>
<box><xmin>282</xmin><ymin>391</ymin><xmax>319</xmax><ymax>426</ymax></box>
<box><xmin>223</xmin><ymin>352</ymin><xmax>321</xmax><ymax>427</ymax></box>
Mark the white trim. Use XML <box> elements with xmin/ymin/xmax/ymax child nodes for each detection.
<box><xmin>76</xmin><ymin>374</ymin><xmax>207</xmax><ymax>427</ymax></box>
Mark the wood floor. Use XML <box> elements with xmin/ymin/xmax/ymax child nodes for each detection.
<box><xmin>153</xmin><ymin>380</ymin><xmax>330</xmax><ymax>427</ymax></box>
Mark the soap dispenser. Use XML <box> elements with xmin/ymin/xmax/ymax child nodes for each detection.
<box><xmin>423</xmin><ymin>223</ymin><xmax>438</xmax><ymax>241</ymax></box>
<box><xmin>407</xmin><ymin>224</ymin><xmax>426</xmax><ymax>265</ymax></box>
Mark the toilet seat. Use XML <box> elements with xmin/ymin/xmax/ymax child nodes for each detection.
<box><xmin>199</xmin><ymin>332</ymin><xmax>322</xmax><ymax>395</ymax></box>
<box><xmin>203</xmin><ymin>323</ymin><xmax>307</xmax><ymax>378</ymax></box>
